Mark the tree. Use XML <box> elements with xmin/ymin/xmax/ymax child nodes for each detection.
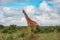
<box><xmin>9</xmin><ymin>24</ymin><xmax>17</xmax><ymax>30</ymax></box>
<box><xmin>0</xmin><ymin>24</ymin><xmax>4</xmax><ymax>30</ymax></box>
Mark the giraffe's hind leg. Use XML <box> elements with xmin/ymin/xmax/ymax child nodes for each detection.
<box><xmin>28</xmin><ymin>24</ymin><xmax>32</xmax><ymax>34</ymax></box>
<box><xmin>33</xmin><ymin>24</ymin><xmax>36</xmax><ymax>31</ymax></box>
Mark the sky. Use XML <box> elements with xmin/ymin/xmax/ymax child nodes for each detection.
<box><xmin>0</xmin><ymin>0</ymin><xmax>60</xmax><ymax>26</ymax></box>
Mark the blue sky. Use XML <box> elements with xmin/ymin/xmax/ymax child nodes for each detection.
<box><xmin>0</xmin><ymin>0</ymin><xmax>60</xmax><ymax>26</ymax></box>
<box><xmin>4</xmin><ymin>0</ymin><xmax>55</xmax><ymax>8</ymax></box>
<box><xmin>4</xmin><ymin>0</ymin><xmax>42</xmax><ymax>8</ymax></box>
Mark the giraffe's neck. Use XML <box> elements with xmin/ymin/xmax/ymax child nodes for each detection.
<box><xmin>23</xmin><ymin>11</ymin><xmax>32</xmax><ymax>21</ymax></box>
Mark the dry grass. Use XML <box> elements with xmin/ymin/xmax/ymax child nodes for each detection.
<box><xmin>0</xmin><ymin>28</ymin><xmax>60</xmax><ymax>40</ymax></box>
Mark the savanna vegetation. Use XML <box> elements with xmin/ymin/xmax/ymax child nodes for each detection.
<box><xmin>0</xmin><ymin>24</ymin><xmax>60</xmax><ymax>40</ymax></box>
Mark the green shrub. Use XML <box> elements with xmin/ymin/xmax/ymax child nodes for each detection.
<box><xmin>9</xmin><ymin>24</ymin><xmax>17</xmax><ymax>30</ymax></box>
<box><xmin>33</xmin><ymin>26</ymin><xmax>56</xmax><ymax>33</ymax></box>
<box><xmin>1</xmin><ymin>24</ymin><xmax>17</xmax><ymax>33</ymax></box>
<box><xmin>0</xmin><ymin>24</ymin><xmax>4</xmax><ymax>30</ymax></box>
<box><xmin>1</xmin><ymin>28</ymin><xmax>9</xmax><ymax>33</ymax></box>
<box><xmin>56</xmin><ymin>26</ymin><xmax>60</xmax><ymax>32</ymax></box>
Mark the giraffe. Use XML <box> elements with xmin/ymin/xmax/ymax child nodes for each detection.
<box><xmin>22</xmin><ymin>10</ymin><xmax>37</xmax><ymax>33</ymax></box>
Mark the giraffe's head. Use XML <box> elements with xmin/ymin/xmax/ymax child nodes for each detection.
<box><xmin>23</xmin><ymin>10</ymin><xmax>25</xmax><ymax>13</ymax></box>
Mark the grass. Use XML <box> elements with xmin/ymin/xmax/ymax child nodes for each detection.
<box><xmin>0</xmin><ymin>31</ymin><xmax>59</xmax><ymax>40</ymax></box>
<box><xmin>0</xmin><ymin>25</ymin><xmax>60</xmax><ymax>40</ymax></box>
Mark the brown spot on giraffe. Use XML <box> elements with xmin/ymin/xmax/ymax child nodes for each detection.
<box><xmin>22</xmin><ymin>10</ymin><xmax>37</xmax><ymax>33</ymax></box>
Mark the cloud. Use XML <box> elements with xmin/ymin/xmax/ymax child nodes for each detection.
<box><xmin>39</xmin><ymin>1</ymin><xmax>52</xmax><ymax>12</ymax></box>
<box><xmin>35</xmin><ymin>13</ymin><xmax>60</xmax><ymax>26</ymax></box>
<box><xmin>46</xmin><ymin>0</ymin><xmax>60</xmax><ymax>9</ymax></box>
<box><xmin>47</xmin><ymin>0</ymin><xmax>60</xmax><ymax>4</ymax></box>
<box><xmin>3</xmin><ymin>7</ymin><xmax>21</xmax><ymax>16</ymax></box>
<box><xmin>0</xmin><ymin>0</ymin><xmax>18</xmax><ymax>5</ymax></box>
<box><xmin>24</xmin><ymin>5</ymin><xmax>36</xmax><ymax>14</ymax></box>
<box><xmin>0</xmin><ymin>11</ymin><xmax>5</xmax><ymax>22</ymax></box>
<box><xmin>0</xmin><ymin>7</ymin><xmax>25</xmax><ymax>26</ymax></box>
<box><xmin>32</xmin><ymin>1</ymin><xmax>60</xmax><ymax>26</ymax></box>
<box><xmin>0</xmin><ymin>6</ymin><xmax>31</xmax><ymax>26</ymax></box>
<box><xmin>0</xmin><ymin>1</ymin><xmax>60</xmax><ymax>26</ymax></box>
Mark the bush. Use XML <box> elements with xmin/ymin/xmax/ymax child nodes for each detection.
<box><xmin>1</xmin><ymin>28</ymin><xmax>9</xmax><ymax>33</ymax></box>
<box><xmin>1</xmin><ymin>24</ymin><xmax>17</xmax><ymax>33</ymax></box>
<box><xmin>9</xmin><ymin>24</ymin><xmax>17</xmax><ymax>30</ymax></box>
<box><xmin>33</xmin><ymin>26</ymin><xmax>57</xmax><ymax>33</ymax></box>
<box><xmin>56</xmin><ymin>26</ymin><xmax>60</xmax><ymax>32</ymax></box>
<box><xmin>1</xmin><ymin>27</ymin><xmax>17</xmax><ymax>33</ymax></box>
<box><xmin>0</xmin><ymin>24</ymin><xmax>4</xmax><ymax>30</ymax></box>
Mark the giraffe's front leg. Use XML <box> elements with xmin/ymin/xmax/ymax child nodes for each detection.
<box><xmin>28</xmin><ymin>24</ymin><xmax>32</xmax><ymax>34</ymax></box>
<box><xmin>34</xmin><ymin>24</ymin><xmax>36</xmax><ymax>31</ymax></box>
